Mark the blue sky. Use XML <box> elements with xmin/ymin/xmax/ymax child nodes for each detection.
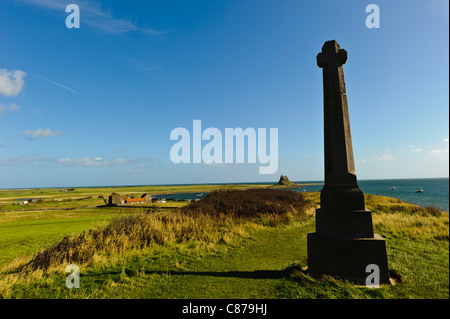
<box><xmin>0</xmin><ymin>0</ymin><xmax>448</xmax><ymax>188</ymax></box>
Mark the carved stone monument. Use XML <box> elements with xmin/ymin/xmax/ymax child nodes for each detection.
<box><xmin>307</xmin><ymin>40</ymin><xmax>390</xmax><ymax>284</ymax></box>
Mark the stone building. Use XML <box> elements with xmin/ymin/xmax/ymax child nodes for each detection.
<box><xmin>108</xmin><ymin>193</ymin><xmax>121</xmax><ymax>205</ymax></box>
<box><xmin>140</xmin><ymin>193</ymin><xmax>152</xmax><ymax>203</ymax></box>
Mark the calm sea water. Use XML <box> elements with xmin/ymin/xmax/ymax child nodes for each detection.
<box><xmin>292</xmin><ymin>178</ymin><xmax>448</xmax><ymax>212</ymax></box>
<box><xmin>153</xmin><ymin>178</ymin><xmax>449</xmax><ymax>212</ymax></box>
<box><xmin>357</xmin><ymin>178</ymin><xmax>449</xmax><ymax>212</ymax></box>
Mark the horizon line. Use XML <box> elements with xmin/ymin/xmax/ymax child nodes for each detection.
<box><xmin>1</xmin><ymin>176</ymin><xmax>448</xmax><ymax>190</ymax></box>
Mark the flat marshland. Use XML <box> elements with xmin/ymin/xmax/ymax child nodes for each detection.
<box><xmin>0</xmin><ymin>184</ymin><xmax>448</xmax><ymax>299</ymax></box>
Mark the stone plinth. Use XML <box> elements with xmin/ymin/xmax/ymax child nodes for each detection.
<box><xmin>307</xmin><ymin>233</ymin><xmax>390</xmax><ymax>284</ymax></box>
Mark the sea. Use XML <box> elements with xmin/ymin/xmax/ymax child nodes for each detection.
<box><xmin>152</xmin><ymin>178</ymin><xmax>449</xmax><ymax>212</ymax></box>
<box><xmin>356</xmin><ymin>178</ymin><xmax>449</xmax><ymax>212</ymax></box>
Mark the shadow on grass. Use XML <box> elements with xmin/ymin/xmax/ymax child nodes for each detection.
<box><xmin>82</xmin><ymin>265</ymin><xmax>303</xmax><ymax>280</ymax></box>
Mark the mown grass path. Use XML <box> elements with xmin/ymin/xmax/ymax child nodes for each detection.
<box><xmin>85</xmin><ymin>220</ymin><xmax>315</xmax><ymax>299</ymax></box>
<box><xmin>176</xmin><ymin>222</ymin><xmax>313</xmax><ymax>299</ymax></box>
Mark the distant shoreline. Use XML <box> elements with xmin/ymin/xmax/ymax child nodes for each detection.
<box><xmin>1</xmin><ymin>177</ymin><xmax>447</xmax><ymax>191</ymax></box>
<box><xmin>0</xmin><ymin>182</ymin><xmax>324</xmax><ymax>191</ymax></box>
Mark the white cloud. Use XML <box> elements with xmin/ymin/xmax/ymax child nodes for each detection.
<box><xmin>429</xmin><ymin>148</ymin><xmax>449</xmax><ymax>155</ymax></box>
<box><xmin>410</xmin><ymin>148</ymin><xmax>423</xmax><ymax>152</ymax></box>
<box><xmin>0</xmin><ymin>69</ymin><xmax>26</xmax><ymax>97</ymax></box>
<box><xmin>378</xmin><ymin>151</ymin><xmax>394</xmax><ymax>161</ymax></box>
<box><xmin>22</xmin><ymin>128</ymin><xmax>65</xmax><ymax>140</ymax></box>
<box><xmin>429</xmin><ymin>146</ymin><xmax>449</xmax><ymax>157</ymax></box>
<box><xmin>0</xmin><ymin>103</ymin><xmax>21</xmax><ymax>115</ymax></box>
<box><xmin>429</xmin><ymin>138</ymin><xmax>449</xmax><ymax>159</ymax></box>
<box><xmin>58</xmin><ymin>157</ymin><xmax>130</xmax><ymax>167</ymax></box>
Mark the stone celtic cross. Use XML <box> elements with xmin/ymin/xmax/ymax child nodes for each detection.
<box><xmin>307</xmin><ymin>40</ymin><xmax>390</xmax><ymax>285</ymax></box>
<box><xmin>317</xmin><ymin>41</ymin><xmax>356</xmax><ymax>189</ymax></box>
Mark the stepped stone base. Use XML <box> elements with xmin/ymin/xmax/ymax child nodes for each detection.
<box><xmin>307</xmin><ymin>232</ymin><xmax>390</xmax><ymax>284</ymax></box>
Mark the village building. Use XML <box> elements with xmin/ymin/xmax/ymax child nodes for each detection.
<box><xmin>108</xmin><ymin>193</ymin><xmax>152</xmax><ymax>205</ymax></box>
<box><xmin>125</xmin><ymin>198</ymin><xmax>146</xmax><ymax>204</ymax></box>
<box><xmin>108</xmin><ymin>193</ymin><xmax>121</xmax><ymax>205</ymax></box>
<box><xmin>140</xmin><ymin>193</ymin><xmax>152</xmax><ymax>202</ymax></box>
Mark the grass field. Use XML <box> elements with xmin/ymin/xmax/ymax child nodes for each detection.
<box><xmin>0</xmin><ymin>185</ymin><xmax>278</xmax><ymax>266</ymax></box>
<box><xmin>0</xmin><ymin>183</ymin><xmax>274</xmax><ymax>268</ymax></box>
<box><xmin>0</xmin><ymin>185</ymin><xmax>447</xmax><ymax>299</ymax></box>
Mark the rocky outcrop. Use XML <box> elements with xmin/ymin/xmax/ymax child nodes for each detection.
<box><xmin>273</xmin><ymin>175</ymin><xmax>302</xmax><ymax>188</ymax></box>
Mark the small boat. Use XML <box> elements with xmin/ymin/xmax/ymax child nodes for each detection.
<box><xmin>197</xmin><ymin>193</ymin><xmax>203</xmax><ymax>197</ymax></box>
<box><xmin>390</xmin><ymin>187</ymin><xmax>396</xmax><ymax>190</ymax></box>
<box><xmin>414</xmin><ymin>189</ymin><xmax>423</xmax><ymax>193</ymax></box>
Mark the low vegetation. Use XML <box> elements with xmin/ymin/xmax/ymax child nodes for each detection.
<box><xmin>4</xmin><ymin>189</ymin><xmax>313</xmax><ymax>274</ymax></box>
<box><xmin>181</xmin><ymin>188</ymin><xmax>310</xmax><ymax>219</ymax></box>
<box><xmin>0</xmin><ymin>188</ymin><xmax>447</xmax><ymax>299</ymax></box>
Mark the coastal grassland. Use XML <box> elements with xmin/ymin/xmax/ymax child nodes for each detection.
<box><xmin>366</xmin><ymin>194</ymin><xmax>449</xmax><ymax>298</ymax></box>
<box><xmin>0</xmin><ymin>189</ymin><xmax>447</xmax><ymax>299</ymax></box>
<box><xmin>0</xmin><ymin>189</ymin><xmax>314</xmax><ymax>298</ymax></box>
<box><xmin>0</xmin><ymin>184</ymin><xmax>275</xmax><ymax>267</ymax></box>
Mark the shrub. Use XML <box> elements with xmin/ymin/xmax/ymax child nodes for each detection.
<box><xmin>181</xmin><ymin>188</ymin><xmax>309</xmax><ymax>219</ymax></box>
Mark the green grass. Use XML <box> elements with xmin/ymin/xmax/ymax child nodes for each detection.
<box><xmin>2</xmin><ymin>214</ymin><xmax>448</xmax><ymax>299</ymax></box>
<box><xmin>0</xmin><ymin>218</ymin><xmax>315</xmax><ymax>299</ymax></box>
<box><xmin>0</xmin><ymin>208</ymin><xmax>121</xmax><ymax>267</ymax></box>
<box><xmin>0</xmin><ymin>187</ymin><xmax>447</xmax><ymax>299</ymax></box>
<box><xmin>0</xmin><ymin>184</ymin><xmax>258</xmax><ymax>266</ymax></box>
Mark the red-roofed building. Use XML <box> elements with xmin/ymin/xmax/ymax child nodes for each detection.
<box><xmin>125</xmin><ymin>198</ymin><xmax>146</xmax><ymax>204</ymax></box>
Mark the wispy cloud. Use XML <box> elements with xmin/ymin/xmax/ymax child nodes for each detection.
<box><xmin>114</xmin><ymin>162</ymin><xmax>153</xmax><ymax>174</ymax></box>
<box><xmin>0</xmin><ymin>69</ymin><xmax>26</xmax><ymax>97</ymax></box>
<box><xmin>429</xmin><ymin>0</ymin><xmax>449</xmax><ymax>19</ymax></box>
<box><xmin>15</xmin><ymin>0</ymin><xmax>166</xmax><ymax>34</ymax></box>
<box><xmin>22</xmin><ymin>128</ymin><xmax>65</xmax><ymax>140</ymax></box>
<box><xmin>0</xmin><ymin>156</ymin><xmax>56</xmax><ymax>167</ymax></box>
<box><xmin>128</xmin><ymin>58</ymin><xmax>161</xmax><ymax>72</ymax></box>
<box><xmin>30</xmin><ymin>73</ymin><xmax>78</xmax><ymax>95</ymax></box>
<box><xmin>410</xmin><ymin>148</ymin><xmax>423</xmax><ymax>152</ymax></box>
<box><xmin>429</xmin><ymin>146</ymin><xmax>449</xmax><ymax>156</ymax></box>
<box><xmin>429</xmin><ymin>138</ymin><xmax>450</xmax><ymax>159</ymax></box>
<box><xmin>378</xmin><ymin>151</ymin><xmax>394</xmax><ymax>161</ymax></box>
<box><xmin>0</xmin><ymin>154</ymin><xmax>154</xmax><ymax>172</ymax></box>
<box><xmin>0</xmin><ymin>103</ymin><xmax>21</xmax><ymax>115</ymax></box>
<box><xmin>58</xmin><ymin>157</ymin><xmax>129</xmax><ymax>167</ymax></box>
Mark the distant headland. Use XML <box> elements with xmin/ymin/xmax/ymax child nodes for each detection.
<box><xmin>270</xmin><ymin>175</ymin><xmax>302</xmax><ymax>189</ymax></box>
